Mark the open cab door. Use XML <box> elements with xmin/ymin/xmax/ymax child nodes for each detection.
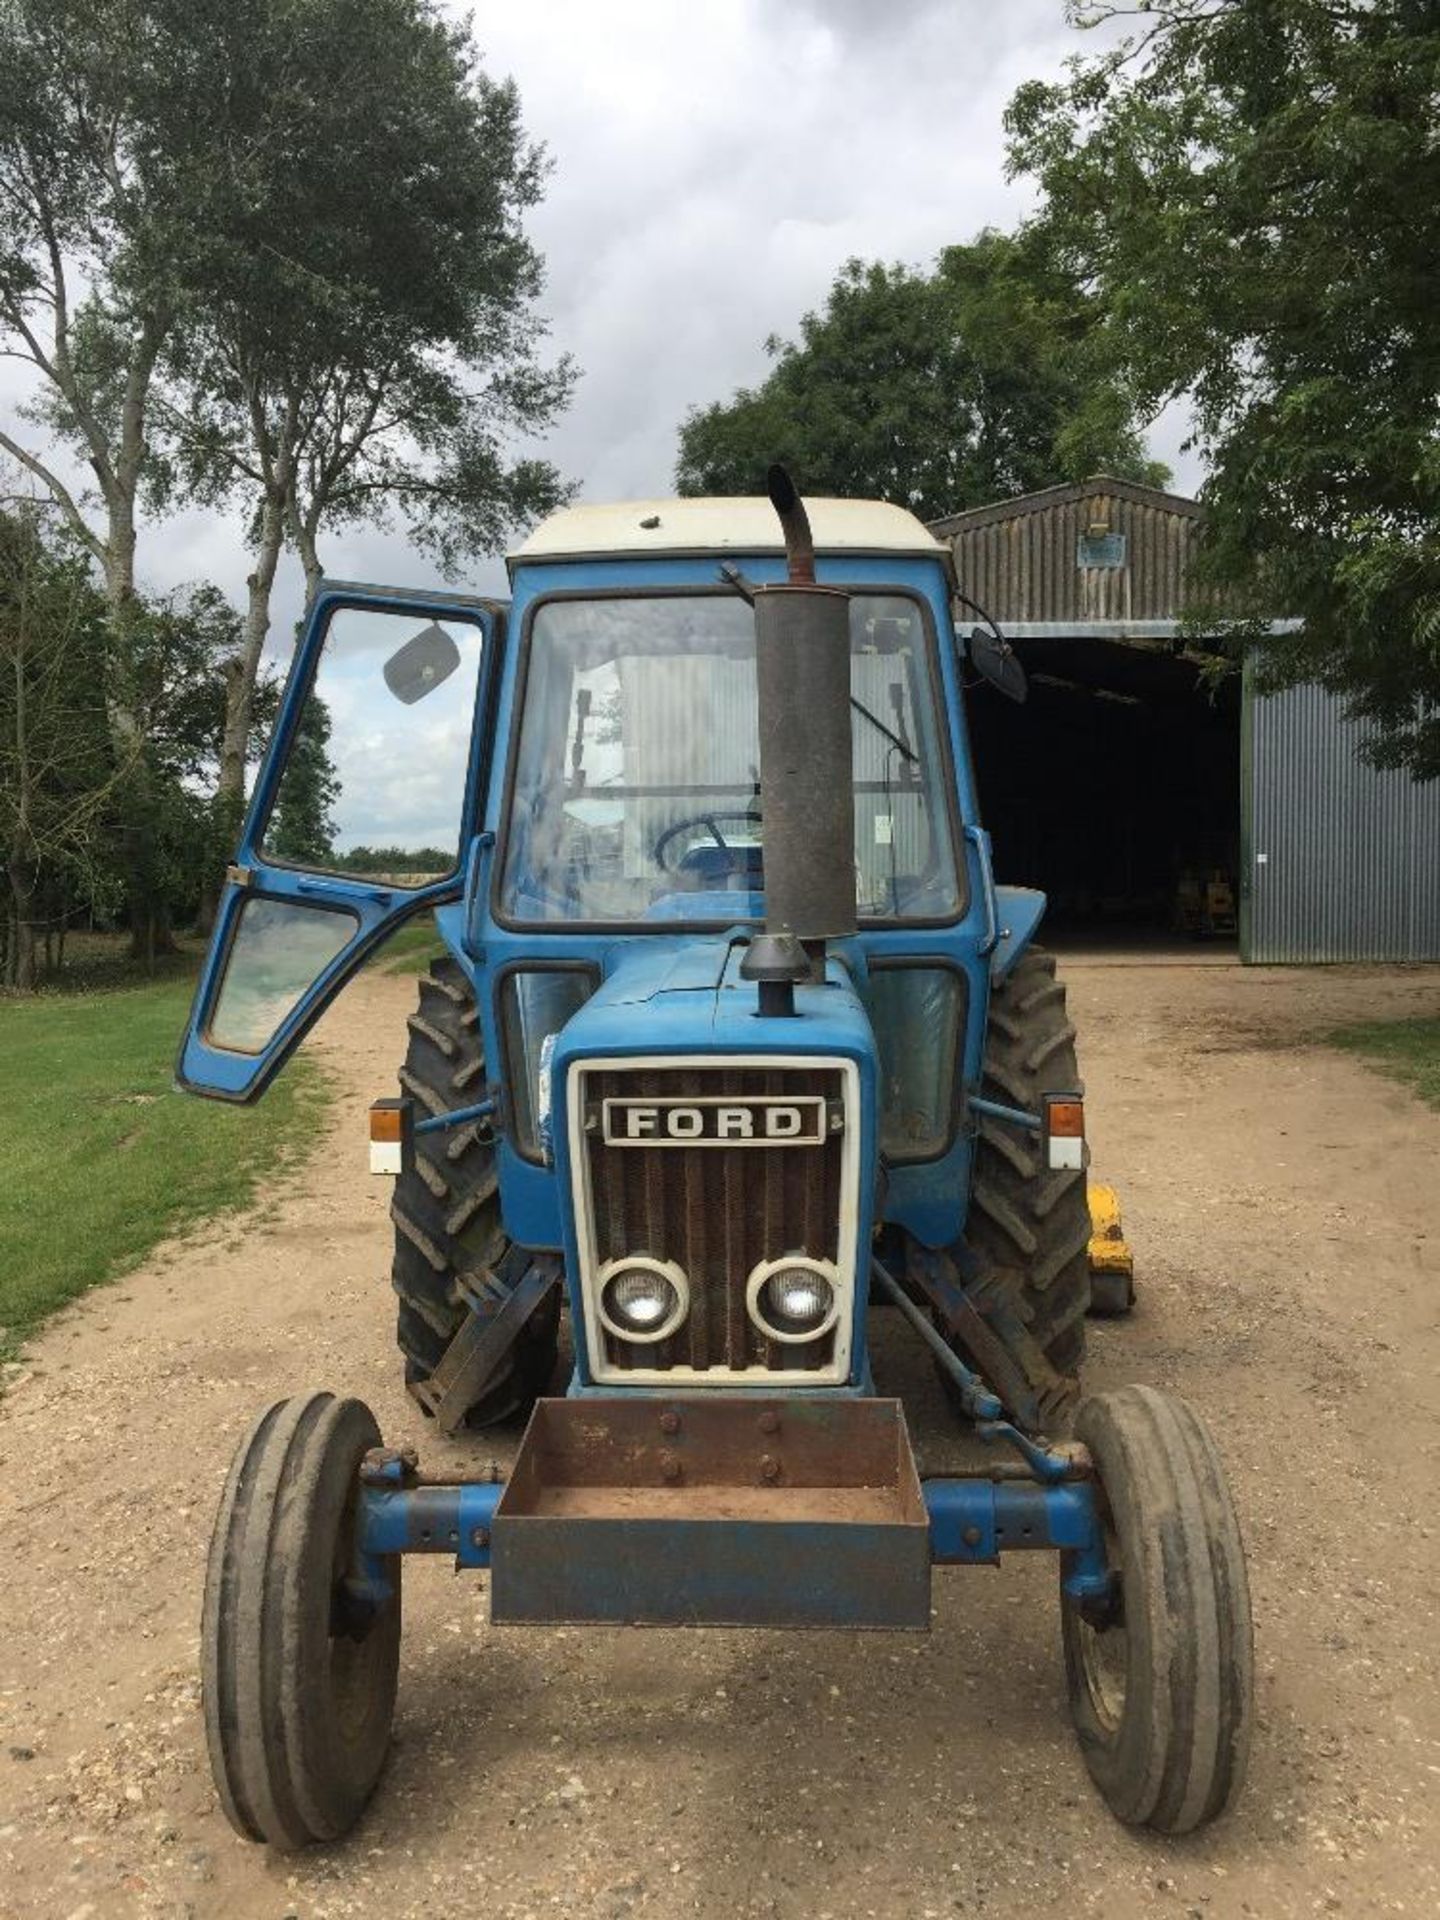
<box><xmin>178</xmin><ymin>583</ymin><xmax>501</xmax><ymax>1102</ymax></box>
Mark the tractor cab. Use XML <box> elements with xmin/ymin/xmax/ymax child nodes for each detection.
<box><xmin>179</xmin><ymin>481</ymin><xmax>1043</xmax><ymax>1406</ymax></box>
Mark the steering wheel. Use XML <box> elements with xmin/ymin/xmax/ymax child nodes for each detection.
<box><xmin>653</xmin><ymin>809</ymin><xmax>762</xmax><ymax>875</ymax></box>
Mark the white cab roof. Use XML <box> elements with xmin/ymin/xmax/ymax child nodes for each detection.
<box><xmin>508</xmin><ymin>496</ymin><xmax>949</xmax><ymax>572</ymax></box>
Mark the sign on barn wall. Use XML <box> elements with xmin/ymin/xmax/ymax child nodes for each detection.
<box><xmin>1076</xmin><ymin>532</ymin><xmax>1127</xmax><ymax>569</ymax></box>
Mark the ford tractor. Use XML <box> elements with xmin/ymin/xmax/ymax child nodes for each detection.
<box><xmin>180</xmin><ymin>470</ymin><xmax>1250</xmax><ymax>1849</ymax></box>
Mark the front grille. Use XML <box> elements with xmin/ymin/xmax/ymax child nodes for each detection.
<box><xmin>576</xmin><ymin>1061</ymin><xmax>849</xmax><ymax>1380</ymax></box>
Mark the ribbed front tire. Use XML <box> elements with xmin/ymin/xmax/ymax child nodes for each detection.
<box><xmin>1062</xmin><ymin>1385</ymin><xmax>1253</xmax><ymax>1831</ymax></box>
<box><xmin>201</xmin><ymin>1393</ymin><xmax>400</xmax><ymax>1850</ymax></box>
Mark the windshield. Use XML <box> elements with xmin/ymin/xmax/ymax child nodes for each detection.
<box><xmin>498</xmin><ymin>592</ymin><xmax>962</xmax><ymax>926</ymax></box>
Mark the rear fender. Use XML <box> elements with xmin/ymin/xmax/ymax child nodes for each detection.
<box><xmin>991</xmin><ymin>887</ymin><xmax>1047</xmax><ymax>982</ymax></box>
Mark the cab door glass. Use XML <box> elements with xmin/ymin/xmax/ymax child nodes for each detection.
<box><xmin>208</xmin><ymin>897</ymin><xmax>357</xmax><ymax>1053</ymax></box>
<box><xmin>262</xmin><ymin>606</ymin><xmax>486</xmax><ymax>885</ymax></box>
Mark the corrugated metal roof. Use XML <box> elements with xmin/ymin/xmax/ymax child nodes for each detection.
<box><xmin>930</xmin><ymin>475</ymin><xmax>1203</xmax><ymax>536</ymax></box>
<box><xmin>510</xmin><ymin>497</ymin><xmax>948</xmax><ymax>570</ymax></box>
<box><xmin>1246</xmin><ymin>680</ymin><xmax>1440</xmax><ymax>962</ymax></box>
<box><xmin>932</xmin><ymin>476</ymin><xmax>1203</xmax><ymax>625</ymax></box>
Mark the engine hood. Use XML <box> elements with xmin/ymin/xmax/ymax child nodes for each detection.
<box><xmin>554</xmin><ymin>936</ymin><xmax>875</xmax><ymax>1063</ymax></box>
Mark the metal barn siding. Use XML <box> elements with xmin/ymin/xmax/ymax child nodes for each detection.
<box><xmin>933</xmin><ymin>477</ymin><xmax>1203</xmax><ymax>624</ymax></box>
<box><xmin>1244</xmin><ymin>679</ymin><xmax>1440</xmax><ymax>963</ymax></box>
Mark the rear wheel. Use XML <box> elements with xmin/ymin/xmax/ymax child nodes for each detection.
<box><xmin>1062</xmin><ymin>1385</ymin><xmax>1253</xmax><ymax>1832</ymax></box>
<box><xmin>391</xmin><ymin>958</ymin><xmax>559</xmax><ymax>1428</ymax></box>
<box><xmin>936</xmin><ymin>948</ymin><xmax>1092</xmax><ymax>1424</ymax></box>
<box><xmin>201</xmin><ymin>1393</ymin><xmax>400</xmax><ymax>1850</ymax></box>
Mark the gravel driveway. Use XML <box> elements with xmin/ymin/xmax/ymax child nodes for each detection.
<box><xmin>2</xmin><ymin>957</ymin><xmax>1437</xmax><ymax>1920</ymax></box>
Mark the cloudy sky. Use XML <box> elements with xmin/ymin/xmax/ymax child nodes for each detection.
<box><xmin>2</xmin><ymin>0</ymin><xmax>1198</xmax><ymax>636</ymax></box>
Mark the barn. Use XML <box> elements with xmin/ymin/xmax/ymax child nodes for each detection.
<box><xmin>930</xmin><ymin>478</ymin><xmax>1440</xmax><ymax>963</ymax></box>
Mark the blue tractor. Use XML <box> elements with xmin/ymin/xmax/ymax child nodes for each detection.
<box><xmin>181</xmin><ymin>470</ymin><xmax>1250</xmax><ymax>1849</ymax></box>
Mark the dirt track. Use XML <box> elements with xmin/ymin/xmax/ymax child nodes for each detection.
<box><xmin>2</xmin><ymin>958</ymin><xmax>1438</xmax><ymax>1920</ymax></box>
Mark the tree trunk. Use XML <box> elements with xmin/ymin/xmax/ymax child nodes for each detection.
<box><xmin>227</xmin><ymin>493</ymin><xmax>286</xmax><ymax>804</ymax></box>
<box><xmin>102</xmin><ymin>582</ymin><xmax>175</xmax><ymax>966</ymax></box>
<box><xmin>97</xmin><ymin>322</ymin><xmax>177</xmax><ymax>966</ymax></box>
<box><xmin>195</xmin><ymin>491</ymin><xmax>286</xmax><ymax>938</ymax></box>
<box><xmin>287</xmin><ymin>495</ymin><xmax>325</xmax><ymax>612</ymax></box>
<box><xmin>7</xmin><ymin>858</ymin><xmax>39</xmax><ymax>993</ymax></box>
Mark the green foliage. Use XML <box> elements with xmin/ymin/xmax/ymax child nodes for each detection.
<box><xmin>0</xmin><ymin>509</ymin><xmax>266</xmax><ymax>982</ymax></box>
<box><xmin>143</xmin><ymin>0</ymin><xmax>576</xmax><ymax>574</ymax></box>
<box><xmin>0</xmin><ymin>967</ymin><xmax>327</xmax><ymax>1363</ymax></box>
<box><xmin>675</xmin><ymin>231</ymin><xmax>1167</xmax><ymax>517</ymax></box>
<box><xmin>333</xmin><ymin>846</ymin><xmax>453</xmax><ymax>875</ymax></box>
<box><xmin>368</xmin><ymin>914</ymin><xmax>446</xmax><ymax>976</ymax></box>
<box><xmin>267</xmin><ymin>699</ymin><xmax>341</xmax><ymax>867</ymax></box>
<box><xmin>1007</xmin><ymin>0</ymin><xmax>1440</xmax><ymax>778</ymax></box>
<box><xmin>0</xmin><ymin>0</ymin><xmax>173</xmax><ymax>563</ymax></box>
<box><xmin>0</xmin><ymin>510</ymin><xmax>121</xmax><ymax>986</ymax></box>
<box><xmin>1</xmin><ymin>0</ymin><xmax>574</xmax><ymax>958</ymax></box>
<box><xmin>1</xmin><ymin>0</ymin><xmax>573</xmax><ymax>563</ymax></box>
<box><xmin>112</xmin><ymin>581</ymin><xmax>282</xmax><ymax>931</ymax></box>
<box><xmin>130</xmin><ymin>586</ymin><xmax>248</xmax><ymax>787</ymax></box>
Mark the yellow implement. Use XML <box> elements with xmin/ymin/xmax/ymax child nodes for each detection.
<box><xmin>1087</xmin><ymin>1182</ymin><xmax>1136</xmax><ymax>1316</ymax></box>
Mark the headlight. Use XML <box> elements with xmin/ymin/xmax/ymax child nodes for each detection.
<box><xmin>746</xmin><ymin>1256</ymin><xmax>841</xmax><ymax>1343</ymax></box>
<box><xmin>766</xmin><ymin>1266</ymin><xmax>832</xmax><ymax>1329</ymax></box>
<box><xmin>596</xmin><ymin>1256</ymin><xmax>689</xmax><ymax>1344</ymax></box>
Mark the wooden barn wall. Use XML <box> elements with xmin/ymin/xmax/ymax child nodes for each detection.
<box><xmin>945</xmin><ymin>487</ymin><xmax>1201</xmax><ymax>624</ymax></box>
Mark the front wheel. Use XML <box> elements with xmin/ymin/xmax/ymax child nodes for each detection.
<box><xmin>1062</xmin><ymin>1385</ymin><xmax>1253</xmax><ymax>1833</ymax></box>
<box><xmin>201</xmin><ymin>1393</ymin><xmax>401</xmax><ymax>1850</ymax></box>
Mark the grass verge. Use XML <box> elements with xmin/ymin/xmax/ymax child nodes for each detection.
<box><xmin>1329</xmin><ymin>1016</ymin><xmax>1440</xmax><ymax>1112</ymax></box>
<box><xmin>370</xmin><ymin>913</ymin><xmax>446</xmax><ymax>977</ymax></box>
<box><xmin>0</xmin><ymin>972</ymin><xmax>328</xmax><ymax>1367</ymax></box>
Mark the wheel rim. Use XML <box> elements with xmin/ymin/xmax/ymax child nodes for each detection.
<box><xmin>329</xmin><ymin>1627</ymin><xmax>391</xmax><ymax>1746</ymax></box>
<box><xmin>1074</xmin><ymin>1512</ymin><xmax>1128</xmax><ymax>1732</ymax></box>
<box><xmin>326</xmin><ymin>1486</ymin><xmax>397</xmax><ymax>1751</ymax></box>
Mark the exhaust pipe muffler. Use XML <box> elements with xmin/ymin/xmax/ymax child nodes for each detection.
<box><xmin>743</xmin><ymin>466</ymin><xmax>856</xmax><ymax>1015</ymax></box>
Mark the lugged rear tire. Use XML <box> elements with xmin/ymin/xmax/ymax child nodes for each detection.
<box><xmin>937</xmin><ymin>947</ymin><xmax>1092</xmax><ymax>1421</ymax></box>
<box><xmin>391</xmin><ymin>957</ymin><xmax>559</xmax><ymax>1428</ymax></box>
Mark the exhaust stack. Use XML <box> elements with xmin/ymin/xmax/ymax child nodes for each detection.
<box><xmin>742</xmin><ymin>466</ymin><xmax>856</xmax><ymax>1016</ymax></box>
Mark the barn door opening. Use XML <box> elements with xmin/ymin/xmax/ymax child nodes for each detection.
<box><xmin>969</xmin><ymin>636</ymin><xmax>1242</xmax><ymax>950</ymax></box>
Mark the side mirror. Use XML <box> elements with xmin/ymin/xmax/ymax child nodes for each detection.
<box><xmin>383</xmin><ymin>621</ymin><xmax>462</xmax><ymax>705</ymax></box>
<box><xmin>967</xmin><ymin>625</ymin><xmax>1028</xmax><ymax>704</ymax></box>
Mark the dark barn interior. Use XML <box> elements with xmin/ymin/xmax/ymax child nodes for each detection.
<box><xmin>933</xmin><ymin>478</ymin><xmax>1245</xmax><ymax>947</ymax></box>
<box><xmin>966</xmin><ymin>634</ymin><xmax>1242</xmax><ymax>941</ymax></box>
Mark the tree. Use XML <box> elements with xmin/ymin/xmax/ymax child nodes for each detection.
<box><xmin>266</xmin><ymin>699</ymin><xmax>340</xmax><ymax>868</ymax></box>
<box><xmin>335</xmin><ymin>845</ymin><xmax>452</xmax><ymax>876</ymax></box>
<box><xmin>0</xmin><ymin>0</ymin><xmax>171</xmax><ymax>612</ymax></box>
<box><xmin>675</xmin><ymin>231</ymin><xmax>1167</xmax><ymax>517</ymax></box>
<box><xmin>0</xmin><ymin>509</ymin><xmax>120</xmax><ymax>988</ymax></box>
<box><xmin>1006</xmin><ymin>1</ymin><xmax>1440</xmax><ymax>778</ymax></box>
<box><xmin>0</xmin><ymin>520</ymin><xmax>275</xmax><ymax>987</ymax></box>
<box><xmin>145</xmin><ymin>0</ymin><xmax>573</xmax><ymax>848</ymax></box>
<box><xmin>125</xmin><ymin>583</ymin><xmax>282</xmax><ymax>929</ymax></box>
<box><xmin>1</xmin><ymin>0</ymin><xmax>574</xmax><ymax>951</ymax></box>
<box><xmin>0</xmin><ymin>0</ymin><xmax>190</xmax><ymax>955</ymax></box>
